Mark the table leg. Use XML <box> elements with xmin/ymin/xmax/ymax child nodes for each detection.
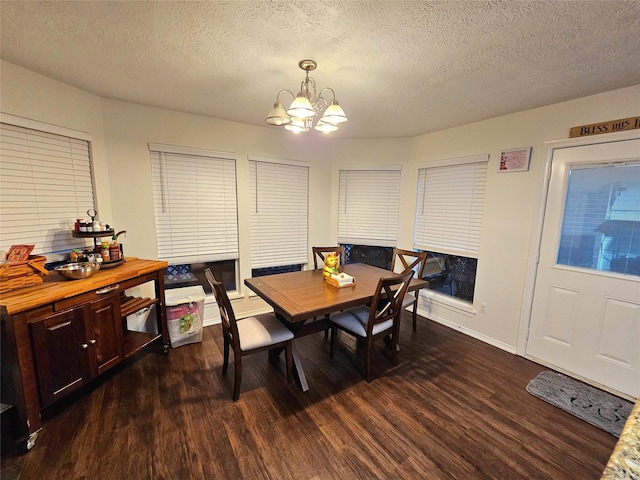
<box><xmin>270</xmin><ymin>345</ymin><xmax>309</xmax><ymax>392</ymax></box>
<box><xmin>292</xmin><ymin>344</ymin><xmax>309</xmax><ymax>392</ymax></box>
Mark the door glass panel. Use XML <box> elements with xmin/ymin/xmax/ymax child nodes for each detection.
<box><xmin>557</xmin><ymin>162</ymin><xmax>640</xmax><ymax>276</ymax></box>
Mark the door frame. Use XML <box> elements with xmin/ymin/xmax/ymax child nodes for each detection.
<box><xmin>517</xmin><ymin>129</ymin><xmax>640</xmax><ymax>356</ymax></box>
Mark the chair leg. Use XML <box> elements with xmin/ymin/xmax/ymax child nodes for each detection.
<box><xmin>391</xmin><ymin>332</ymin><xmax>399</xmax><ymax>366</ymax></box>
<box><xmin>365</xmin><ymin>336</ymin><xmax>372</xmax><ymax>383</ymax></box>
<box><xmin>323</xmin><ymin>314</ymin><xmax>330</xmax><ymax>339</ymax></box>
<box><xmin>285</xmin><ymin>341</ymin><xmax>293</xmax><ymax>383</ymax></box>
<box><xmin>329</xmin><ymin>327</ymin><xmax>337</xmax><ymax>359</ymax></box>
<box><xmin>233</xmin><ymin>355</ymin><xmax>242</xmax><ymax>401</ymax></box>
<box><xmin>222</xmin><ymin>336</ymin><xmax>230</xmax><ymax>374</ymax></box>
<box><xmin>412</xmin><ymin>301</ymin><xmax>418</xmax><ymax>331</ymax></box>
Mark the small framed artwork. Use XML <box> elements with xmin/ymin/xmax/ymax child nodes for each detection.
<box><xmin>498</xmin><ymin>147</ymin><xmax>532</xmax><ymax>172</ymax></box>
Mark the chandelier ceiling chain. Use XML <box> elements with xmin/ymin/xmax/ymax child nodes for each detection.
<box><xmin>265</xmin><ymin>59</ymin><xmax>348</xmax><ymax>134</ymax></box>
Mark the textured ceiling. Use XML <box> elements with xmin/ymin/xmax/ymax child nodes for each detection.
<box><xmin>1</xmin><ymin>0</ymin><xmax>639</xmax><ymax>139</ymax></box>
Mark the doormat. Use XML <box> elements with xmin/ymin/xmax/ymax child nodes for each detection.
<box><xmin>526</xmin><ymin>371</ymin><xmax>633</xmax><ymax>437</ymax></box>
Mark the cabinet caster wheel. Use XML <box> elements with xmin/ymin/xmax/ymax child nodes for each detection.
<box><xmin>24</xmin><ymin>432</ymin><xmax>38</xmax><ymax>451</ymax></box>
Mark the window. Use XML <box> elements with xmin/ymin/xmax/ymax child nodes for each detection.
<box><xmin>343</xmin><ymin>244</ymin><xmax>393</xmax><ymax>269</ymax></box>
<box><xmin>558</xmin><ymin>162</ymin><xmax>640</xmax><ymax>276</ymax></box>
<box><xmin>414</xmin><ymin>154</ymin><xmax>488</xmax><ymax>303</ymax></box>
<box><xmin>249</xmin><ymin>156</ymin><xmax>308</xmax><ymax>276</ymax></box>
<box><xmin>338</xmin><ymin>167</ymin><xmax>401</xmax><ymax>247</ymax></box>
<box><xmin>150</xmin><ymin>143</ymin><xmax>239</xmax><ymax>290</ymax></box>
<box><xmin>0</xmin><ymin>121</ymin><xmax>95</xmax><ymax>257</ymax></box>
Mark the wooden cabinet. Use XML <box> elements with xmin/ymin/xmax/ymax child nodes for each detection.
<box><xmin>0</xmin><ymin>258</ymin><xmax>168</xmax><ymax>452</ymax></box>
<box><xmin>30</xmin><ymin>293</ymin><xmax>123</xmax><ymax>408</ymax></box>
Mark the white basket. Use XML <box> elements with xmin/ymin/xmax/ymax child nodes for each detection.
<box><xmin>165</xmin><ymin>286</ymin><xmax>205</xmax><ymax>348</ymax></box>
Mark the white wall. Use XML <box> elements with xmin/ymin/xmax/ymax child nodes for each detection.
<box><xmin>2</xmin><ymin>59</ymin><xmax>639</xmax><ymax>352</ymax></box>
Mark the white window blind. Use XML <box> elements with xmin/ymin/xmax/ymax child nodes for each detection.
<box><xmin>248</xmin><ymin>156</ymin><xmax>309</xmax><ymax>269</ymax></box>
<box><xmin>0</xmin><ymin>122</ymin><xmax>95</xmax><ymax>255</ymax></box>
<box><xmin>414</xmin><ymin>155</ymin><xmax>488</xmax><ymax>258</ymax></box>
<box><xmin>150</xmin><ymin>144</ymin><xmax>238</xmax><ymax>264</ymax></box>
<box><xmin>338</xmin><ymin>167</ymin><xmax>401</xmax><ymax>247</ymax></box>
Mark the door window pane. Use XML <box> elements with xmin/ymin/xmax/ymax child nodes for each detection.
<box><xmin>558</xmin><ymin>163</ymin><xmax>640</xmax><ymax>276</ymax></box>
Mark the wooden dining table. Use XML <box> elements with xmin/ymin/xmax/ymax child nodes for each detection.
<box><xmin>244</xmin><ymin>262</ymin><xmax>429</xmax><ymax>391</ymax></box>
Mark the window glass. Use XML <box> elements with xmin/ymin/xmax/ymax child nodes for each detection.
<box><xmin>251</xmin><ymin>264</ymin><xmax>303</xmax><ymax>278</ymax></box>
<box><xmin>342</xmin><ymin>244</ymin><xmax>393</xmax><ymax>269</ymax></box>
<box><xmin>558</xmin><ymin>163</ymin><xmax>640</xmax><ymax>276</ymax></box>
<box><xmin>420</xmin><ymin>251</ymin><xmax>477</xmax><ymax>302</ymax></box>
<box><xmin>165</xmin><ymin>260</ymin><xmax>236</xmax><ymax>295</ymax></box>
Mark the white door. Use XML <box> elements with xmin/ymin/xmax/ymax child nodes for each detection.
<box><xmin>527</xmin><ymin>135</ymin><xmax>640</xmax><ymax>399</ymax></box>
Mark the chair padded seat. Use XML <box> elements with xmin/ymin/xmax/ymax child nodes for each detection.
<box><xmin>402</xmin><ymin>292</ymin><xmax>416</xmax><ymax>308</ymax></box>
<box><xmin>331</xmin><ymin>306</ymin><xmax>393</xmax><ymax>337</ymax></box>
<box><xmin>237</xmin><ymin>314</ymin><xmax>294</xmax><ymax>351</ymax></box>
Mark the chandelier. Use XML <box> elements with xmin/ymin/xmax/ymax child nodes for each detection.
<box><xmin>265</xmin><ymin>59</ymin><xmax>348</xmax><ymax>134</ymax></box>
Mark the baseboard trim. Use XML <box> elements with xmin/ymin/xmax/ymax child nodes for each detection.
<box><xmin>417</xmin><ymin>306</ymin><xmax>516</xmax><ymax>355</ymax></box>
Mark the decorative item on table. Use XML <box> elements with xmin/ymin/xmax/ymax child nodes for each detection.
<box><xmin>323</xmin><ymin>252</ymin><xmax>340</xmax><ymax>279</ymax></box>
<box><xmin>0</xmin><ymin>245</ymin><xmax>49</xmax><ymax>293</ymax></box>
<box><xmin>326</xmin><ymin>272</ymin><xmax>356</xmax><ymax>288</ymax></box>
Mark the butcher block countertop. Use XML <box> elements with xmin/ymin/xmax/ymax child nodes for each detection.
<box><xmin>601</xmin><ymin>398</ymin><xmax>640</xmax><ymax>479</ymax></box>
<box><xmin>0</xmin><ymin>258</ymin><xmax>168</xmax><ymax>315</ymax></box>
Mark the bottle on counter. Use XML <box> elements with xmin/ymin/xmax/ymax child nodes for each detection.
<box><xmin>101</xmin><ymin>241</ymin><xmax>110</xmax><ymax>262</ymax></box>
<box><xmin>108</xmin><ymin>233</ymin><xmax>121</xmax><ymax>260</ymax></box>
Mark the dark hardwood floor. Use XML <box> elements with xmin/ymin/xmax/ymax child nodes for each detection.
<box><xmin>1</xmin><ymin>313</ymin><xmax>617</xmax><ymax>479</ymax></box>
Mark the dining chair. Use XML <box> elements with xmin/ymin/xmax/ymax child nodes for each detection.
<box><xmin>391</xmin><ymin>248</ymin><xmax>428</xmax><ymax>331</ymax></box>
<box><xmin>204</xmin><ymin>269</ymin><xmax>294</xmax><ymax>401</ymax></box>
<box><xmin>329</xmin><ymin>269</ymin><xmax>414</xmax><ymax>382</ymax></box>
<box><xmin>312</xmin><ymin>246</ymin><xmax>346</xmax><ymax>269</ymax></box>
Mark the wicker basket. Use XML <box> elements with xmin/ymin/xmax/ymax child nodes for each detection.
<box><xmin>0</xmin><ymin>255</ymin><xmax>49</xmax><ymax>293</ymax></box>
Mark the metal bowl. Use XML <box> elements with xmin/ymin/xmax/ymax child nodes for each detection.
<box><xmin>55</xmin><ymin>262</ymin><xmax>101</xmax><ymax>280</ymax></box>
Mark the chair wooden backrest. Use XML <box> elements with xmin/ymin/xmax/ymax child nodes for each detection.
<box><xmin>366</xmin><ymin>270</ymin><xmax>414</xmax><ymax>335</ymax></box>
<box><xmin>391</xmin><ymin>248</ymin><xmax>427</xmax><ymax>280</ymax></box>
<box><xmin>312</xmin><ymin>246</ymin><xmax>346</xmax><ymax>269</ymax></box>
<box><xmin>204</xmin><ymin>269</ymin><xmax>240</xmax><ymax>351</ymax></box>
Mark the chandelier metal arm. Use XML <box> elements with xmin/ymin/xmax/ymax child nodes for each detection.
<box><xmin>276</xmin><ymin>89</ymin><xmax>295</xmax><ymax>104</ymax></box>
<box><xmin>318</xmin><ymin>87</ymin><xmax>337</xmax><ymax>102</ymax></box>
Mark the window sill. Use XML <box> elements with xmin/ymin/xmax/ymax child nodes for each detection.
<box><xmin>419</xmin><ymin>290</ymin><xmax>476</xmax><ymax>317</ymax></box>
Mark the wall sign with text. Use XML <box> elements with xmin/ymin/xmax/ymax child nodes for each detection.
<box><xmin>498</xmin><ymin>147</ymin><xmax>531</xmax><ymax>172</ymax></box>
<box><xmin>569</xmin><ymin>116</ymin><xmax>640</xmax><ymax>138</ymax></box>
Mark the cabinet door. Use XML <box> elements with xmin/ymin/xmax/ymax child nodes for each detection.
<box><xmin>31</xmin><ymin>308</ymin><xmax>89</xmax><ymax>408</ymax></box>
<box><xmin>85</xmin><ymin>295</ymin><xmax>123</xmax><ymax>376</ymax></box>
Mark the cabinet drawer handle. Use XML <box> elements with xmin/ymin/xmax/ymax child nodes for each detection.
<box><xmin>95</xmin><ymin>285</ymin><xmax>119</xmax><ymax>295</ymax></box>
<box><xmin>81</xmin><ymin>343</ymin><xmax>89</xmax><ymax>349</ymax></box>
<box><xmin>89</xmin><ymin>339</ymin><xmax>97</xmax><ymax>345</ymax></box>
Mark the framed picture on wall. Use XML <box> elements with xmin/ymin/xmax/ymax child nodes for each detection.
<box><xmin>498</xmin><ymin>147</ymin><xmax>532</xmax><ymax>172</ymax></box>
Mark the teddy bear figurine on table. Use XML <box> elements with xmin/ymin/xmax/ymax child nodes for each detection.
<box><xmin>323</xmin><ymin>252</ymin><xmax>340</xmax><ymax>279</ymax></box>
